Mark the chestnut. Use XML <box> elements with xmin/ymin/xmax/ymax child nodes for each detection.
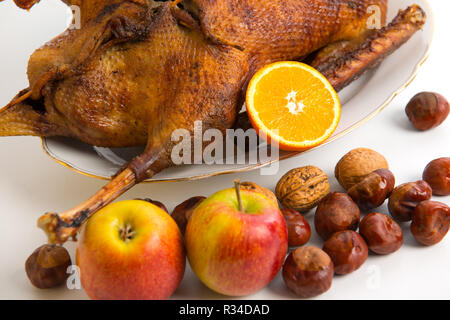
<box><xmin>25</xmin><ymin>244</ymin><xmax>72</xmax><ymax>289</ymax></box>
<box><xmin>282</xmin><ymin>246</ymin><xmax>334</xmax><ymax>298</ymax></box>
<box><xmin>322</xmin><ymin>231</ymin><xmax>368</xmax><ymax>275</ymax></box>
<box><xmin>411</xmin><ymin>201</ymin><xmax>450</xmax><ymax>246</ymax></box>
<box><xmin>359</xmin><ymin>213</ymin><xmax>403</xmax><ymax>255</ymax></box>
<box><xmin>348</xmin><ymin>169</ymin><xmax>395</xmax><ymax>211</ymax></box>
<box><xmin>282</xmin><ymin>209</ymin><xmax>311</xmax><ymax>247</ymax></box>
<box><xmin>139</xmin><ymin>198</ymin><xmax>169</xmax><ymax>213</ymax></box>
<box><xmin>422</xmin><ymin>157</ymin><xmax>450</xmax><ymax>196</ymax></box>
<box><xmin>405</xmin><ymin>92</ymin><xmax>449</xmax><ymax>131</ymax></box>
<box><xmin>388</xmin><ymin>181</ymin><xmax>432</xmax><ymax>222</ymax></box>
<box><xmin>314</xmin><ymin>192</ymin><xmax>360</xmax><ymax>241</ymax></box>
<box><xmin>171</xmin><ymin>196</ymin><xmax>206</xmax><ymax>235</ymax></box>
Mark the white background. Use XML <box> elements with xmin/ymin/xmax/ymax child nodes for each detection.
<box><xmin>0</xmin><ymin>0</ymin><xmax>449</xmax><ymax>300</ymax></box>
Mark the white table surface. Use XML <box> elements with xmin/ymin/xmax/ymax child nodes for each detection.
<box><xmin>0</xmin><ymin>0</ymin><xmax>449</xmax><ymax>300</ymax></box>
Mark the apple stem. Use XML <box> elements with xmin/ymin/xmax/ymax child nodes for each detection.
<box><xmin>234</xmin><ymin>179</ymin><xmax>244</xmax><ymax>212</ymax></box>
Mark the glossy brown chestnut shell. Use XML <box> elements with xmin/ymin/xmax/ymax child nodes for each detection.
<box><xmin>411</xmin><ymin>201</ymin><xmax>450</xmax><ymax>246</ymax></box>
<box><xmin>359</xmin><ymin>213</ymin><xmax>403</xmax><ymax>255</ymax></box>
<box><xmin>322</xmin><ymin>231</ymin><xmax>368</xmax><ymax>275</ymax></box>
<box><xmin>314</xmin><ymin>192</ymin><xmax>360</xmax><ymax>241</ymax></box>
<box><xmin>348</xmin><ymin>169</ymin><xmax>395</xmax><ymax>211</ymax></box>
<box><xmin>25</xmin><ymin>244</ymin><xmax>72</xmax><ymax>289</ymax></box>
<box><xmin>422</xmin><ymin>157</ymin><xmax>450</xmax><ymax>196</ymax></box>
<box><xmin>171</xmin><ymin>196</ymin><xmax>206</xmax><ymax>235</ymax></box>
<box><xmin>282</xmin><ymin>246</ymin><xmax>334</xmax><ymax>298</ymax></box>
<box><xmin>388</xmin><ymin>181</ymin><xmax>432</xmax><ymax>222</ymax></box>
<box><xmin>405</xmin><ymin>92</ymin><xmax>449</xmax><ymax>131</ymax></box>
<box><xmin>139</xmin><ymin>198</ymin><xmax>169</xmax><ymax>213</ymax></box>
<box><xmin>282</xmin><ymin>209</ymin><xmax>311</xmax><ymax>247</ymax></box>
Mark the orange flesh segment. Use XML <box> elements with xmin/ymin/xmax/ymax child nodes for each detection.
<box><xmin>246</xmin><ymin>62</ymin><xmax>341</xmax><ymax>150</ymax></box>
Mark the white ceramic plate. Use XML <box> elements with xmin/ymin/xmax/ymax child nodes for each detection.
<box><xmin>41</xmin><ymin>0</ymin><xmax>434</xmax><ymax>182</ymax></box>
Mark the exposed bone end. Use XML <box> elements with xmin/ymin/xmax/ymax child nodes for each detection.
<box><xmin>38</xmin><ymin>213</ymin><xmax>77</xmax><ymax>244</ymax></box>
<box><xmin>12</xmin><ymin>0</ymin><xmax>41</xmax><ymax>10</ymax></box>
<box><xmin>406</xmin><ymin>4</ymin><xmax>426</xmax><ymax>26</ymax></box>
<box><xmin>37</xmin><ymin>168</ymin><xmax>137</xmax><ymax>244</ymax></box>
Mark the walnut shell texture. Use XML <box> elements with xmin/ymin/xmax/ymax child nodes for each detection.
<box><xmin>335</xmin><ymin>148</ymin><xmax>389</xmax><ymax>190</ymax></box>
<box><xmin>276</xmin><ymin>166</ymin><xmax>330</xmax><ymax>213</ymax></box>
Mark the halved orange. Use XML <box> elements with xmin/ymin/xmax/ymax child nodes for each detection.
<box><xmin>246</xmin><ymin>61</ymin><xmax>341</xmax><ymax>151</ymax></box>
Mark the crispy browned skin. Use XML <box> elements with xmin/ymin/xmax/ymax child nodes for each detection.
<box><xmin>0</xmin><ymin>0</ymin><xmax>427</xmax><ymax>243</ymax></box>
<box><xmin>2</xmin><ymin>0</ymin><xmax>388</xmax><ymax>148</ymax></box>
<box><xmin>190</xmin><ymin>0</ymin><xmax>389</xmax><ymax>72</ymax></box>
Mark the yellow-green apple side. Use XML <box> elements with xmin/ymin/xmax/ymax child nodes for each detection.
<box><xmin>185</xmin><ymin>188</ymin><xmax>288</xmax><ymax>296</ymax></box>
<box><xmin>76</xmin><ymin>200</ymin><xmax>186</xmax><ymax>300</ymax></box>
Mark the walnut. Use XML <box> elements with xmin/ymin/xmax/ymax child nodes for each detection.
<box><xmin>241</xmin><ymin>181</ymin><xmax>279</xmax><ymax>208</ymax></box>
<box><xmin>276</xmin><ymin>166</ymin><xmax>330</xmax><ymax>213</ymax></box>
<box><xmin>335</xmin><ymin>148</ymin><xmax>389</xmax><ymax>191</ymax></box>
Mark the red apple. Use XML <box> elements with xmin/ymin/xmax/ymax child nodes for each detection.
<box><xmin>76</xmin><ymin>200</ymin><xmax>185</xmax><ymax>300</ymax></box>
<box><xmin>185</xmin><ymin>182</ymin><xmax>288</xmax><ymax>296</ymax></box>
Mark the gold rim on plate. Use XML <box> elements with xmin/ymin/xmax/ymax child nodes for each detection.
<box><xmin>41</xmin><ymin>0</ymin><xmax>435</xmax><ymax>184</ymax></box>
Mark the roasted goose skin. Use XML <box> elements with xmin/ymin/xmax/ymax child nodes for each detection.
<box><xmin>2</xmin><ymin>0</ymin><xmax>388</xmax><ymax>149</ymax></box>
<box><xmin>187</xmin><ymin>0</ymin><xmax>388</xmax><ymax>69</ymax></box>
<box><xmin>38</xmin><ymin>4</ymin><xmax>248</xmax><ymax>148</ymax></box>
